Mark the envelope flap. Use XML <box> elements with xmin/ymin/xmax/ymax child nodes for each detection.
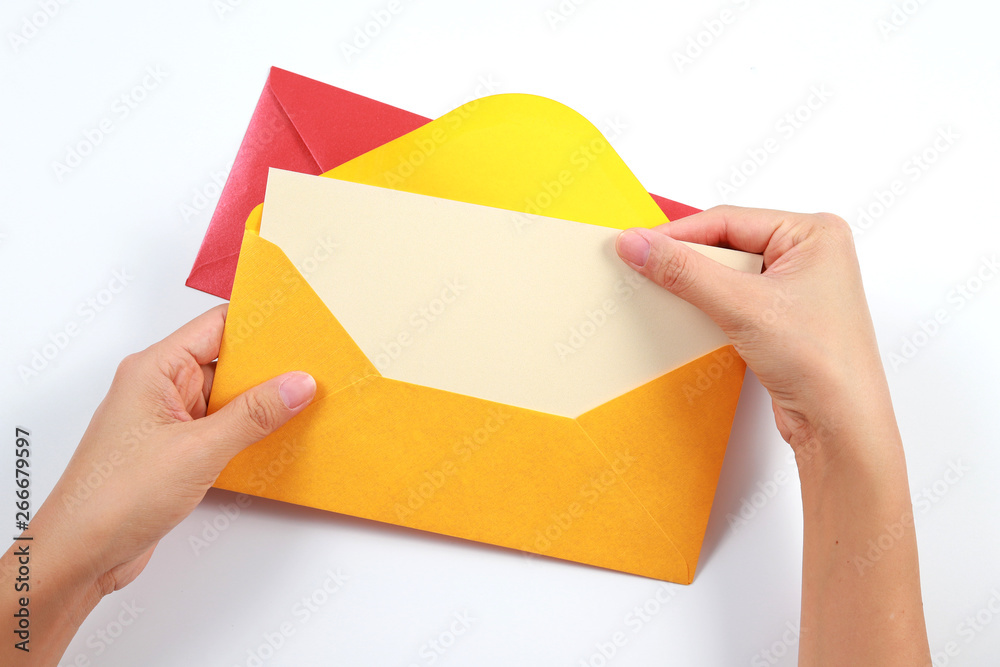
<box><xmin>325</xmin><ymin>94</ymin><xmax>668</xmax><ymax>230</ymax></box>
<box><xmin>269</xmin><ymin>67</ymin><xmax>427</xmax><ymax>172</ymax></box>
<box><xmin>650</xmin><ymin>193</ymin><xmax>701</xmax><ymax>221</ymax></box>
<box><xmin>208</xmin><ymin>222</ymin><xmax>377</xmax><ymax>414</ymax></box>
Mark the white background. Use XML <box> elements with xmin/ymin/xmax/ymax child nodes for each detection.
<box><xmin>2</xmin><ymin>0</ymin><xmax>998</xmax><ymax>665</ymax></box>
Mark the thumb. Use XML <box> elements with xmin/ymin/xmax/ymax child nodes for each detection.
<box><xmin>196</xmin><ymin>371</ymin><xmax>316</xmax><ymax>458</ymax></box>
<box><xmin>616</xmin><ymin>227</ymin><xmax>750</xmax><ymax>328</ymax></box>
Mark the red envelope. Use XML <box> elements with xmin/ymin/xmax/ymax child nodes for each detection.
<box><xmin>185</xmin><ymin>67</ymin><xmax>702</xmax><ymax>299</ymax></box>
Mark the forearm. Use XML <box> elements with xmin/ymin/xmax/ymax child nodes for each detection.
<box><xmin>795</xmin><ymin>419</ymin><xmax>930</xmax><ymax>666</ymax></box>
<box><xmin>0</xmin><ymin>506</ymin><xmax>103</xmax><ymax>666</ymax></box>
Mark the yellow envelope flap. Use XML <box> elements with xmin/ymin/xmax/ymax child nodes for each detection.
<box><xmin>323</xmin><ymin>93</ymin><xmax>668</xmax><ymax>230</ymax></box>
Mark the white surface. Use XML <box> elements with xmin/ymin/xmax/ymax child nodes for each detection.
<box><xmin>260</xmin><ymin>170</ymin><xmax>761</xmax><ymax>416</ymax></box>
<box><xmin>1</xmin><ymin>1</ymin><xmax>997</xmax><ymax>665</ymax></box>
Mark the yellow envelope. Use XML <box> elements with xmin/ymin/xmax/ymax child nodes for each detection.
<box><xmin>209</xmin><ymin>96</ymin><xmax>761</xmax><ymax>583</ymax></box>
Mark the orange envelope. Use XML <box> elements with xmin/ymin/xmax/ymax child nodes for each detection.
<box><xmin>209</xmin><ymin>96</ymin><xmax>760</xmax><ymax>583</ymax></box>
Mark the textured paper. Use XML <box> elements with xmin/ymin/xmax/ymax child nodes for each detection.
<box><xmin>261</xmin><ymin>170</ymin><xmax>760</xmax><ymax>416</ymax></box>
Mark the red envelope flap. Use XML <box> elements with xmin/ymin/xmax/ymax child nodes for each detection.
<box><xmin>185</xmin><ymin>68</ymin><xmax>430</xmax><ymax>298</ymax></box>
<box><xmin>651</xmin><ymin>193</ymin><xmax>701</xmax><ymax>221</ymax></box>
<box><xmin>269</xmin><ymin>67</ymin><xmax>428</xmax><ymax>171</ymax></box>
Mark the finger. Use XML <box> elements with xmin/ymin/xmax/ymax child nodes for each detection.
<box><xmin>616</xmin><ymin>227</ymin><xmax>754</xmax><ymax>327</ymax></box>
<box><xmin>201</xmin><ymin>361</ymin><xmax>217</xmax><ymax>406</ymax></box>
<box><xmin>157</xmin><ymin>304</ymin><xmax>230</xmax><ymax>366</ymax></box>
<box><xmin>653</xmin><ymin>205</ymin><xmax>801</xmax><ymax>260</ymax></box>
<box><xmin>192</xmin><ymin>371</ymin><xmax>316</xmax><ymax>459</ymax></box>
<box><xmin>183</xmin><ymin>362</ymin><xmax>216</xmax><ymax>420</ymax></box>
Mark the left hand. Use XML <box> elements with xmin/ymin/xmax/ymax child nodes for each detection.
<box><xmin>2</xmin><ymin>304</ymin><xmax>315</xmax><ymax>666</ymax></box>
<box><xmin>52</xmin><ymin>303</ymin><xmax>316</xmax><ymax>592</ymax></box>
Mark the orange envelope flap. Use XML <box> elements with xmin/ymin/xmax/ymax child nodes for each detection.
<box><xmin>211</xmin><ymin>224</ymin><xmax>746</xmax><ymax>583</ymax></box>
<box><xmin>322</xmin><ymin>93</ymin><xmax>670</xmax><ymax>230</ymax></box>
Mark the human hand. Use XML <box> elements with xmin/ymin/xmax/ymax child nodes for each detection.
<box><xmin>54</xmin><ymin>303</ymin><xmax>316</xmax><ymax>591</ymax></box>
<box><xmin>1</xmin><ymin>304</ymin><xmax>315</xmax><ymax>665</ymax></box>
<box><xmin>617</xmin><ymin>206</ymin><xmax>930</xmax><ymax>666</ymax></box>
<box><xmin>616</xmin><ymin>205</ymin><xmax>895</xmax><ymax>464</ymax></box>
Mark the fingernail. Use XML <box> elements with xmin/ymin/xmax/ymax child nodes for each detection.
<box><xmin>279</xmin><ymin>372</ymin><xmax>316</xmax><ymax>410</ymax></box>
<box><xmin>617</xmin><ymin>230</ymin><xmax>650</xmax><ymax>267</ymax></box>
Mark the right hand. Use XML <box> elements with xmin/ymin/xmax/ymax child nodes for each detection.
<box><xmin>616</xmin><ymin>205</ymin><xmax>896</xmax><ymax>464</ymax></box>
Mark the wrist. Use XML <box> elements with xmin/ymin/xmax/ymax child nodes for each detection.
<box><xmin>778</xmin><ymin>357</ymin><xmax>902</xmax><ymax>475</ymax></box>
<box><xmin>789</xmin><ymin>402</ymin><xmax>910</xmax><ymax>515</ymax></box>
<box><xmin>792</xmin><ymin>412</ymin><xmax>904</xmax><ymax>480</ymax></box>
<box><xmin>1</xmin><ymin>509</ymin><xmax>104</xmax><ymax>665</ymax></box>
<box><xmin>27</xmin><ymin>501</ymin><xmax>105</xmax><ymax>607</ymax></box>
<box><xmin>37</xmin><ymin>490</ymin><xmax>111</xmax><ymax>590</ymax></box>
